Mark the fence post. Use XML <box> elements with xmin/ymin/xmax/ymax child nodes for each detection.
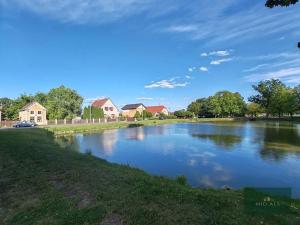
<box><xmin>55</xmin><ymin>119</ymin><xmax>58</xmax><ymax>125</ymax></box>
<box><xmin>86</xmin><ymin>119</ymin><xmax>88</xmax><ymax>124</ymax></box>
<box><xmin>99</xmin><ymin>118</ymin><xmax>101</xmax><ymax>124</ymax></box>
<box><xmin>64</xmin><ymin>119</ymin><xmax>66</xmax><ymax>125</ymax></box>
<box><xmin>92</xmin><ymin>118</ymin><xmax>95</xmax><ymax>124</ymax></box>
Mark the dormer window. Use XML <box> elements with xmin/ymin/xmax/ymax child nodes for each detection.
<box><xmin>30</xmin><ymin>111</ymin><xmax>34</xmax><ymax>114</ymax></box>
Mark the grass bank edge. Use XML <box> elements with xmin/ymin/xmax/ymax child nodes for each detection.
<box><xmin>44</xmin><ymin>118</ymin><xmax>237</xmax><ymax>135</ymax></box>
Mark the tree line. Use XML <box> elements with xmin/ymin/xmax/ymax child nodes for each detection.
<box><xmin>183</xmin><ymin>79</ymin><xmax>300</xmax><ymax>119</ymax></box>
<box><xmin>0</xmin><ymin>86</ymin><xmax>83</xmax><ymax>120</ymax></box>
<box><xmin>1</xmin><ymin>79</ymin><xmax>299</xmax><ymax>121</ymax></box>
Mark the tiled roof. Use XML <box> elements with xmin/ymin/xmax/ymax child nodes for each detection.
<box><xmin>92</xmin><ymin>98</ymin><xmax>109</xmax><ymax>108</ymax></box>
<box><xmin>146</xmin><ymin>106</ymin><xmax>167</xmax><ymax>114</ymax></box>
<box><xmin>21</xmin><ymin>102</ymin><xmax>46</xmax><ymax>111</ymax></box>
<box><xmin>121</xmin><ymin>103</ymin><xmax>145</xmax><ymax>110</ymax></box>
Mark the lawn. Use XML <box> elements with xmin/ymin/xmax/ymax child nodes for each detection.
<box><xmin>0</xmin><ymin>128</ymin><xmax>299</xmax><ymax>225</ymax></box>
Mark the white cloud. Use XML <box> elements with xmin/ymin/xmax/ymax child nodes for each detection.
<box><xmin>210</xmin><ymin>58</ymin><xmax>232</xmax><ymax>65</ymax></box>
<box><xmin>201</xmin><ymin>50</ymin><xmax>231</xmax><ymax>57</ymax></box>
<box><xmin>188</xmin><ymin>67</ymin><xmax>196</xmax><ymax>72</ymax></box>
<box><xmin>145</xmin><ymin>78</ymin><xmax>188</xmax><ymax>89</ymax></box>
<box><xmin>243</xmin><ymin>64</ymin><xmax>269</xmax><ymax>73</ymax></box>
<box><xmin>242</xmin><ymin>52</ymin><xmax>300</xmax><ymax>73</ymax></box>
<box><xmin>164</xmin><ymin>3</ymin><xmax>300</xmax><ymax>45</ymax></box>
<box><xmin>185</xmin><ymin>75</ymin><xmax>192</xmax><ymax>79</ymax></box>
<box><xmin>136</xmin><ymin>97</ymin><xmax>153</xmax><ymax>100</ymax></box>
<box><xmin>200</xmin><ymin>67</ymin><xmax>208</xmax><ymax>72</ymax></box>
<box><xmin>1</xmin><ymin>0</ymin><xmax>167</xmax><ymax>24</ymax></box>
<box><xmin>211</xmin><ymin>50</ymin><xmax>230</xmax><ymax>57</ymax></box>
<box><xmin>245</xmin><ymin>67</ymin><xmax>300</xmax><ymax>83</ymax></box>
<box><xmin>166</xmin><ymin>24</ymin><xmax>198</xmax><ymax>33</ymax></box>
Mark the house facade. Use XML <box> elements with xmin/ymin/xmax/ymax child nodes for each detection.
<box><xmin>19</xmin><ymin>102</ymin><xmax>47</xmax><ymax>125</ymax></box>
<box><xmin>92</xmin><ymin>98</ymin><xmax>120</xmax><ymax>119</ymax></box>
<box><xmin>146</xmin><ymin>105</ymin><xmax>169</xmax><ymax>117</ymax></box>
<box><xmin>121</xmin><ymin>103</ymin><xmax>146</xmax><ymax>118</ymax></box>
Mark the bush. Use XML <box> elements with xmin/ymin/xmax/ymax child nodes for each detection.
<box><xmin>176</xmin><ymin>175</ymin><xmax>187</xmax><ymax>186</ymax></box>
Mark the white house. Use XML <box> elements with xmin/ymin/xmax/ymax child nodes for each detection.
<box><xmin>92</xmin><ymin>98</ymin><xmax>120</xmax><ymax>119</ymax></box>
<box><xmin>19</xmin><ymin>102</ymin><xmax>47</xmax><ymax>125</ymax></box>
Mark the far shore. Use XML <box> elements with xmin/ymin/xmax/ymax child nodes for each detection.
<box><xmin>42</xmin><ymin>116</ymin><xmax>300</xmax><ymax>135</ymax></box>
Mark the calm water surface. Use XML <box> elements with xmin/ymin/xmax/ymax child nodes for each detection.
<box><xmin>57</xmin><ymin>122</ymin><xmax>300</xmax><ymax>197</ymax></box>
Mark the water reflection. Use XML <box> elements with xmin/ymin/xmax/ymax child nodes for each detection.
<box><xmin>192</xmin><ymin>134</ymin><xmax>242</xmax><ymax>149</ymax></box>
<box><xmin>124</xmin><ymin>127</ymin><xmax>145</xmax><ymax>141</ymax></box>
<box><xmin>259</xmin><ymin>123</ymin><xmax>300</xmax><ymax>161</ymax></box>
<box><xmin>56</xmin><ymin>122</ymin><xmax>300</xmax><ymax>197</ymax></box>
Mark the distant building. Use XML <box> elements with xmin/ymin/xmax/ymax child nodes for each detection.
<box><xmin>92</xmin><ymin>98</ymin><xmax>120</xmax><ymax>119</ymax></box>
<box><xmin>19</xmin><ymin>102</ymin><xmax>47</xmax><ymax>125</ymax></box>
<box><xmin>146</xmin><ymin>105</ymin><xmax>169</xmax><ymax>117</ymax></box>
<box><xmin>121</xmin><ymin>103</ymin><xmax>146</xmax><ymax>118</ymax></box>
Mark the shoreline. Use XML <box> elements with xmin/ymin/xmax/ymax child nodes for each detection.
<box><xmin>44</xmin><ymin>118</ymin><xmax>238</xmax><ymax>135</ymax></box>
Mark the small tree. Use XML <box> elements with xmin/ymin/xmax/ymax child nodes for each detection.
<box><xmin>134</xmin><ymin>111</ymin><xmax>142</xmax><ymax>119</ymax></box>
<box><xmin>247</xmin><ymin>103</ymin><xmax>264</xmax><ymax>118</ymax></box>
<box><xmin>82</xmin><ymin>106</ymin><xmax>104</xmax><ymax>119</ymax></box>
<box><xmin>143</xmin><ymin>110</ymin><xmax>153</xmax><ymax>118</ymax></box>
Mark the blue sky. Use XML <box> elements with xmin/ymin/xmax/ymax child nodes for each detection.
<box><xmin>1</xmin><ymin>0</ymin><xmax>300</xmax><ymax>110</ymax></box>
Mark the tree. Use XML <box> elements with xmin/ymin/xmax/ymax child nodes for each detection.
<box><xmin>247</xmin><ymin>103</ymin><xmax>264</xmax><ymax>118</ymax></box>
<box><xmin>134</xmin><ymin>111</ymin><xmax>142</xmax><ymax>119</ymax></box>
<box><xmin>283</xmin><ymin>88</ymin><xmax>299</xmax><ymax>117</ymax></box>
<box><xmin>34</xmin><ymin>92</ymin><xmax>48</xmax><ymax>106</ymax></box>
<box><xmin>7</xmin><ymin>94</ymin><xmax>34</xmax><ymax>120</ymax></box>
<box><xmin>82</xmin><ymin>106</ymin><xmax>104</xmax><ymax>119</ymax></box>
<box><xmin>265</xmin><ymin>0</ymin><xmax>298</xmax><ymax>8</ymax></box>
<box><xmin>174</xmin><ymin>110</ymin><xmax>194</xmax><ymax>119</ymax></box>
<box><xmin>46</xmin><ymin>85</ymin><xmax>83</xmax><ymax>119</ymax></box>
<box><xmin>207</xmin><ymin>96</ymin><xmax>222</xmax><ymax>117</ymax></box>
<box><xmin>207</xmin><ymin>91</ymin><xmax>246</xmax><ymax>117</ymax></box>
<box><xmin>143</xmin><ymin>110</ymin><xmax>153</xmax><ymax>118</ymax></box>
<box><xmin>248</xmin><ymin>79</ymin><xmax>286</xmax><ymax>117</ymax></box>
<box><xmin>0</xmin><ymin>98</ymin><xmax>14</xmax><ymax>120</ymax></box>
<box><xmin>187</xmin><ymin>98</ymin><xmax>211</xmax><ymax>117</ymax></box>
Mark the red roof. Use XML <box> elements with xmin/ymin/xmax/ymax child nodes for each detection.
<box><xmin>92</xmin><ymin>98</ymin><xmax>108</xmax><ymax>108</ymax></box>
<box><xmin>146</xmin><ymin>106</ymin><xmax>167</xmax><ymax>114</ymax></box>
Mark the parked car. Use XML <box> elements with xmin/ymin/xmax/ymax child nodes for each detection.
<box><xmin>13</xmin><ymin>121</ymin><xmax>36</xmax><ymax>128</ymax></box>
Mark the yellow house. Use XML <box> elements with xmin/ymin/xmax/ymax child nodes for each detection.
<box><xmin>121</xmin><ymin>103</ymin><xmax>146</xmax><ymax>118</ymax></box>
<box><xmin>19</xmin><ymin>102</ymin><xmax>47</xmax><ymax>125</ymax></box>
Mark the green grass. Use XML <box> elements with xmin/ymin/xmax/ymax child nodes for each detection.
<box><xmin>45</xmin><ymin>118</ymin><xmax>237</xmax><ymax>135</ymax></box>
<box><xmin>0</xmin><ymin>128</ymin><xmax>299</xmax><ymax>225</ymax></box>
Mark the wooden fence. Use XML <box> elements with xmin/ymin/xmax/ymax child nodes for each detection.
<box><xmin>0</xmin><ymin>117</ymin><xmax>137</xmax><ymax>128</ymax></box>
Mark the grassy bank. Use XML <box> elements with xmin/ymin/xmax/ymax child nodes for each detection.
<box><xmin>45</xmin><ymin>118</ymin><xmax>237</xmax><ymax>135</ymax></box>
<box><xmin>0</xmin><ymin>129</ymin><xmax>299</xmax><ymax>225</ymax></box>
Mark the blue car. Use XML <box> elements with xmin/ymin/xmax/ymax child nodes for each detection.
<box><xmin>13</xmin><ymin>121</ymin><xmax>36</xmax><ymax>128</ymax></box>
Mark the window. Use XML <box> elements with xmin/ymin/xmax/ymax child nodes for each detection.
<box><xmin>37</xmin><ymin>116</ymin><xmax>42</xmax><ymax>122</ymax></box>
<box><xmin>105</xmin><ymin>107</ymin><xmax>109</xmax><ymax>111</ymax></box>
<box><xmin>30</xmin><ymin>117</ymin><xmax>35</xmax><ymax>122</ymax></box>
<box><xmin>38</xmin><ymin>111</ymin><xmax>42</xmax><ymax>114</ymax></box>
<box><xmin>110</xmin><ymin>107</ymin><xmax>113</xmax><ymax>111</ymax></box>
<box><xmin>30</xmin><ymin>111</ymin><xmax>34</xmax><ymax>114</ymax></box>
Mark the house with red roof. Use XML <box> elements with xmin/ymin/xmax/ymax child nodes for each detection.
<box><xmin>146</xmin><ymin>105</ymin><xmax>169</xmax><ymax>117</ymax></box>
<box><xmin>92</xmin><ymin>98</ymin><xmax>120</xmax><ymax>119</ymax></box>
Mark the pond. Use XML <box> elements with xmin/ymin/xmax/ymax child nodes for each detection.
<box><xmin>57</xmin><ymin>121</ymin><xmax>300</xmax><ymax>197</ymax></box>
